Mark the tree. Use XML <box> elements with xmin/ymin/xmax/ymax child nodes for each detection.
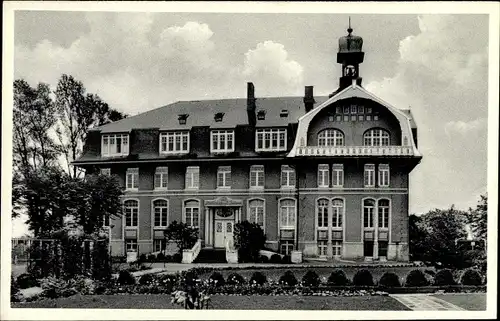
<box><xmin>467</xmin><ymin>194</ymin><xmax>487</xmax><ymax>240</ymax></box>
<box><xmin>233</xmin><ymin>220</ymin><xmax>266</xmax><ymax>263</ymax></box>
<box><xmin>164</xmin><ymin>221</ymin><xmax>199</xmax><ymax>254</ymax></box>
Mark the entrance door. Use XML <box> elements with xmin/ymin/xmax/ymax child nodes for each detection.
<box><xmin>214</xmin><ymin>220</ymin><xmax>234</xmax><ymax>248</ymax></box>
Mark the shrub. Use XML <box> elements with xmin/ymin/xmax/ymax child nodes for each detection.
<box><xmin>140</xmin><ymin>264</ymin><xmax>150</xmax><ymax>271</ymax></box>
<box><xmin>282</xmin><ymin>255</ymin><xmax>292</xmax><ymax>264</ymax></box>
<box><xmin>165</xmin><ymin>255</ymin><xmax>173</xmax><ymax>262</ymax></box>
<box><xmin>279</xmin><ymin>270</ymin><xmax>298</xmax><ymax>286</ymax></box>
<box><xmin>208</xmin><ymin>272</ymin><xmax>225</xmax><ymax>287</ymax></box>
<box><xmin>164</xmin><ymin>221</ymin><xmax>199</xmax><ymax>253</ymax></box>
<box><xmin>16</xmin><ymin>273</ymin><xmax>39</xmax><ymax>289</ymax></box>
<box><xmin>460</xmin><ymin>269</ymin><xmax>482</xmax><ymax>286</ymax></box>
<box><xmin>234</xmin><ymin>221</ymin><xmax>266</xmax><ymax>263</ymax></box>
<box><xmin>139</xmin><ymin>254</ymin><xmax>147</xmax><ymax>263</ymax></box>
<box><xmin>226</xmin><ymin>272</ymin><xmax>246</xmax><ymax>285</ymax></box>
<box><xmin>378</xmin><ymin>272</ymin><xmax>401</xmax><ymax>287</ymax></box>
<box><xmin>434</xmin><ymin>269</ymin><xmax>456</xmax><ymax>286</ymax></box>
<box><xmin>157</xmin><ymin>253</ymin><xmax>165</xmax><ymax>261</ymax></box>
<box><xmin>117</xmin><ymin>270</ymin><xmax>136</xmax><ymax>285</ymax></box>
<box><xmin>352</xmin><ymin>269</ymin><xmax>374</xmax><ymax>286</ymax></box>
<box><xmin>147</xmin><ymin>254</ymin><xmax>156</xmax><ymax>262</ymax></box>
<box><xmin>405</xmin><ymin>269</ymin><xmax>429</xmax><ymax>287</ymax></box>
<box><xmin>302</xmin><ymin>270</ymin><xmax>320</xmax><ymax>287</ymax></box>
<box><xmin>259</xmin><ymin>255</ymin><xmax>269</xmax><ymax>263</ymax></box>
<box><xmin>270</xmin><ymin>254</ymin><xmax>282</xmax><ymax>264</ymax></box>
<box><xmin>139</xmin><ymin>273</ymin><xmax>155</xmax><ymax>285</ymax></box>
<box><xmin>40</xmin><ymin>277</ymin><xmax>75</xmax><ymax>299</ymax></box>
<box><xmin>327</xmin><ymin>270</ymin><xmax>350</xmax><ymax>286</ymax></box>
<box><xmin>424</xmin><ymin>269</ymin><xmax>436</xmax><ymax>276</ymax></box>
<box><xmin>172</xmin><ymin>253</ymin><xmax>182</xmax><ymax>263</ymax></box>
<box><xmin>69</xmin><ymin>276</ymin><xmax>96</xmax><ymax>295</ymax></box>
<box><xmin>250</xmin><ymin>272</ymin><xmax>267</xmax><ymax>285</ymax></box>
<box><xmin>11</xmin><ymin>276</ymin><xmax>21</xmax><ymax>302</ymax></box>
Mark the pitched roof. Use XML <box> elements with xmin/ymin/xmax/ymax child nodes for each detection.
<box><xmin>93</xmin><ymin>96</ymin><xmax>331</xmax><ymax>133</ymax></box>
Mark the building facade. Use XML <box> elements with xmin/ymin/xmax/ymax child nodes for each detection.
<box><xmin>75</xmin><ymin>26</ymin><xmax>422</xmax><ymax>262</ymax></box>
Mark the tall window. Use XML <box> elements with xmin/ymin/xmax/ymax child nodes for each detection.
<box><xmin>280</xmin><ymin>199</ymin><xmax>296</xmax><ymax>229</ymax></box>
<box><xmin>154</xmin><ymin>167</ymin><xmax>168</xmax><ymax>190</ymax></box>
<box><xmin>125</xmin><ymin>239</ymin><xmax>138</xmax><ymax>252</ymax></box>
<box><xmin>364</xmin><ymin>164</ymin><xmax>375</xmax><ymax>187</ymax></box>
<box><xmin>318</xmin><ymin>164</ymin><xmax>330</xmax><ymax>188</ymax></box>
<box><xmin>184</xmin><ymin>200</ymin><xmax>200</xmax><ymax>228</ymax></box>
<box><xmin>363</xmin><ymin>199</ymin><xmax>375</xmax><ymax>228</ymax></box>
<box><xmin>126</xmin><ymin>168</ymin><xmax>139</xmax><ymax>190</ymax></box>
<box><xmin>102</xmin><ymin>133</ymin><xmax>129</xmax><ymax>157</ymax></box>
<box><xmin>378</xmin><ymin>164</ymin><xmax>390</xmax><ymax>187</ymax></box>
<box><xmin>256</xmin><ymin>128</ymin><xmax>287</xmax><ymax>151</ymax></box>
<box><xmin>332</xmin><ymin>241</ymin><xmax>342</xmax><ymax>256</ymax></box>
<box><xmin>211</xmin><ymin>130</ymin><xmax>234</xmax><ymax>153</ymax></box>
<box><xmin>185</xmin><ymin>166</ymin><xmax>200</xmax><ymax>189</ymax></box>
<box><xmin>217</xmin><ymin>166</ymin><xmax>231</xmax><ymax>188</ymax></box>
<box><xmin>332</xmin><ymin>199</ymin><xmax>344</xmax><ymax>228</ymax></box>
<box><xmin>318</xmin><ymin>240</ymin><xmax>328</xmax><ymax>256</ymax></box>
<box><xmin>378</xmin><ymin>199</ymin><xmax>390</xmax><ymax>228</ymax></box>
<box><xmin>160</xmin><ymin>132</ymin><xmax>189</xmax><ymax>154</ymax></box>
<box><xmin>317</xmin><ymin>129</ymin><xmax>344</xmax><ymax>147</ymax></box>
<box><xmin>281</xmin><ymin>165</ymin><xmax>295</xmax><ymax>188</ymax></box>
<box><xmin>317</xmin><ymin>199</ymin><xmax>329</xmax><ymax>228</ymax></box>
<box><xmin>248</xmin><ymin>199</ymin><xmax>265</xmax><ymax>229</ymax></box>
<box><xmin>363</xmin><ymin>129</ymin><xmax>390</xmax><ymax>146</ymax></box>
<box><xmin>332</xmin><ymin>164</ymin><xmax>344</xmax><ymax>187</ymax></box>
<box><xmin>124</xmin><ymin>200</ymin><xmax>139</xmax><ymax>227</ymax></box>
<box><xmin>249</xmin><ymin>165</ymin><xmax>264</xmax><ymax>189</ymax></box>
<box><xmin>153</xmin><ymin>239</ymin><xmax>166</xmax><ymax>253</ymax></box>
<box><xmin>153</xmin><ymin>199</ymin><xmax>168</xmax><ymax>227</ymax></box>
<box><xmin>280</xmin><ymin>241</ymin><xmax>294</xmax><ymax>255</ymax></box>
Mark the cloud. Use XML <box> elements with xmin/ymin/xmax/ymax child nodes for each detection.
<box><xmin>444</xmin><ymin>118</ymin><xmax>487</xmax><ymax>136</ymax></box>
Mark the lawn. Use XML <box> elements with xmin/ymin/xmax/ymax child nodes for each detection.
<box><xmin>12</xmin><ymin>294</ymin><xmax>410</xmax><ymax>310</ymax></box>
<box><xmin>432</xmin><ymin>293</ymin><xmax>487</xmax><ymax>311</ymax></box>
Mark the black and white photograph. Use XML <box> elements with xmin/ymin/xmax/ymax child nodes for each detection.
<box><xmin>1</xmin><ymin>1</ymin><xmax>498</xmax><ymax>320</ymax></box>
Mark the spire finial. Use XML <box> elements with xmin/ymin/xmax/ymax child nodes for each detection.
<box><xmin>347</xmin><ymin>16</ymin><xmax>353</xmax><ymax>35</ymax></box>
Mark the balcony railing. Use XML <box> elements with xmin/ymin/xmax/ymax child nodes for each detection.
<box><xmin>295</xmin><ymin>145</ymin><xmax>414</xmax><ymax>157</ymax></box>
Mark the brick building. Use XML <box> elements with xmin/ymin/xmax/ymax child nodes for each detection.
<box><xmin>74</xmin><ymin>26</ymin><xmax>422</xmax><ymax>262</ymax></box>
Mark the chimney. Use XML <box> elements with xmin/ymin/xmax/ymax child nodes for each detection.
<box><xmin>247</xmin><ymin>82</ymin><xmax>256</xmax><ymax>126</ymax></box>
<box><xmin>303</xmin><ymin>85</ymin><xmax>315</xmax><ymax>113</ymax></box>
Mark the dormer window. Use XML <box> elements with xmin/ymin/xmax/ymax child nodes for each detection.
<box><xmin>178</xmin><ymin>114</ymin><xmax>189</xmax><ymax>125</ymax></box>
<box><xmin>211</xmin><ymin>130</ymin><xmax>235</xmax><ymax>153</ymax></box>
<box><xmin>257</xmin><ymin>110</ymin><xmax>266</xmax><ymax>120</ymax></box>
<box><xmin>101</xmin><ymin>133</ymin><xmax>129</xmax><ymax>157</ymax></box>
<box><xmin>160</xmin><ymin>131</ymin><xmax>189</xmax><ymax>154</ymax></box>
<box><xmin>256</xmin><ymin>128</ymin><xmax>287</xmax><ymax>152</ymax></box>
<box><xmin>280</xmin><ymin>109</ymin><xmax>289</xmax><ymax>118</ymax></box>
<box><xmin>214</xmin><ymin>112</ymin><xmax>225</xmax><ymax>122</ymax></box>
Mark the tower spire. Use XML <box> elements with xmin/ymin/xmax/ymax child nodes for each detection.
<box><xmin>348</xmin><ymin>16</ymin><xmax>353</xmax><ymax>35</ymax></box>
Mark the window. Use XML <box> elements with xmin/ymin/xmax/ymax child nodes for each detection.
<box><xmin>160</xmin><ymin>132</ymin><xmax>189</xmax><ymax>154</ymax></box>
<box><xmin>332</xmin><ymin>164</ymin><xmax>344</xmax><ymax>187</ymax></box>
<box><xmin>318</xmin><ymin>164</ymin><xmax>330</xmax><ymax>188</ymax></box>
<box><xmin>250</xmin><ymin>165</ymin><xmax>264</xmax><ymax>189</ymax></box>
<box><xmin>125</xmin><ymin>239</ymin><xmax>138</xmax><ymax>252</ymax></box>
<box><xmin>363</xmin><ymin>129</ymin><xmax>390</xmax><ymax>146</ymax></box>
<box><xmin>364</xmin><ymin>164</ymin><xmax>375</xmax><ymax>187</ymax></box>
<box><xmin>280</xmin><ymin>241</ymin><xmax>294</xmax><ymax>255</ymax></box>
<box><xmin>333</xmin><ymin>241</ymin><xmax>342</xmax><ymax>256</ymax></box>
<box><xmin>100</xmin><ymin>168</ymin><xmax>111</xmax><ymax>176</ymax></box>
<box><xmin>335</xmin><ymin>106</ymin><xmax>342</xmax><ymax>114</ymax></box>
<box><xmin>124</xmin><ymin>200</ymin><xmax>139</xmax><ymax>227</ymax></box>
<box><xmin>153</xmin><ymin>199</ymin><xmax>168</xmax><ymax>227</ymax></box>
<box><xmin>184</xmin><ymin>200</ymin><xmax>200</xmax><ymax>228</ymax></box>
<box><xmin>281</xmin><ymin>165</ymin><xmax>295</xmax><ymax>188</ymax></box>
<box><xmin>318</xmin><ymin>240</ymin><xmax>328</xmax><ymax>256</ymax></box>
<box><xmin>248</xmin><ymin>199</ymin><xmax>265</xmax><ymax>229</ymax></box>
<box><xmin>101</xmin><ymin>134</ymin><xmax>129</xmax><ymax>157</ymax></box>
<box><xmin>317</xmin><ymin>199</ymin><xmax>329</xmax><ymax>228</ymax></box>
<box><xmin>211</xmin><ymin>130</ymin><xmax>234</xmax><ymax>153</ymax></box>
<box><xmin>358</xmin><ymin>115</ymin><xmax>364</xmax><ymax>121</ymax></box>
<box><xmin>126</xmin><ymin>168</ymin><xmax>139</xmax><ymax>190</ymax></box>
<box><xmin>217</xmin><ymin>166</ymin><xmax>231</xmax><ymax>189</ymax></box>
<box><xmin>257</xmin><ymin>110</ymin><xmax>266</xmax><ymax>120</ymax></box>
<box><xmin>378</xmin><ymin>199</ymin><xmax>390</xmax><ymax>228</ymax></box>
<box><xmin>214</xmin><ymin>112</ymin><xmax>225</xmax><ymax>122</ymax></box>
<box><xmin>178</xmin><ymin>114</ymin><xmax>189</xmax><ymax>125</ymax></box>
<box><xmin>379</xmin><ymin>241</ymin><xmax>388</xmax><ymax>257</ymax></box>
<box><xmin>317</xmin><ymin>129</ymin><xmax>344</xmax><ymax>147</ymax></box>
<box><xmin>364</xmin><ymin>241</ymin><xmax>374</xmax><ymax>257</ymax></box>
<box><xmin>378</xmin><ymin>164</ymin><xmax>390</xmax><ymax>187</ymax></box>
<box><xmin>154</xmin><ymin>239</ymin><xmax>166</xmax><ymax>253</ymax></box>
<box><xmin>358</xmin><ymin>106</ymin><xmax>365</xmax><ymax>114</ymax></box>
<box><xmin>256</xmin><ymin>128</ymin><xmax>287</xmax><ymax>151</ymax></box>
<box><xmin>280</xmin><ymin>199</ymin><xmax>296</xmax><ymax>229</ymax></box>
<box><xmin>280</xmin><ymin>109</ymin><xmax>289</xmax><ymax>117</ymax></box>
<box><xmin>154</xmin><ymin>167</ymin><xmax>168</xmax><ymax>190</ymax></box>
<box><xmin>332</xmin><ymin>199</ymin><xmax>343</xmax><ymax>228</ymax></box>
<box><xmin>185</xmin><ymin>166</ymin><xmax>199</xmax><ymax>189</ymax></box>
<box><xmin>335</xmin><ymin>115</ymin><xmax>342</xmax><ymax>122</ymax></box>
<box><xmin>351</xmin><ymin>105</ymin><xmax>357</xmax><ymax>114</ymax></box>
<box><xmin>363</xmin><ymin>199</ymin><xmax>375</xmax><ymax>228</ymax></box>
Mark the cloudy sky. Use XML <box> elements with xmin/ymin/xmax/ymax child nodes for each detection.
<box><xmin>11</xmin><ymin>9</ymin><xmax>490</xmax><ymax>236</ymax></box>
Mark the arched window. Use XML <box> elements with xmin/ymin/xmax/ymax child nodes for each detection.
<box><xmin>378</xmin><ymin>199</ymin><xmax>390</xmax><ymax>228</ymax></box>
<box><xmin>332</xmin><ymin>199</ymin><xmax>344</xmax><ymax>228</ymax></box>
<box><xmin>184</xmin><ymin>200</ymin><xmax>200</xmax><ymax>228</ymax></box>
<box><xmin>318</xmin><ymin>129</ymin><xmax>344</xmax><ymax>147</ymax></box>
<box><xmin>317</xmin><ymin>199</ymin><xmax>329</xmax><ymax>228</ymax></box>
<box><xmin>280</xmin><ymin>199</ymin><xmax>296</xmax><ymax>228</ymax></box>
<box><xmin>363</xmin><ymin>129</ymin><xmax>390</xmax><ymax>146</ymax></box>
<box><xmin>248</xmin><ymin>199</ymin><xmax>265</xmax><ymax>229</ymax></box>
<box><xmin>124</xmin><ymin>200</ymin><xmax>139</xmax><ymax>227</ymax></box>
<box><xmin>363</xmin><ymin>199</ymin><xmax>375</xmax><ymax>228</ymax></box>
<box><xmin>153</xmin><ymin>199</ymin><xmax>169</xmax><ymax>227</ymax></box>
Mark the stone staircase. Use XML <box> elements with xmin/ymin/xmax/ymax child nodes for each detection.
<box><xmin>193</xmin><ymin>248</ymin><xmax>227</xmax><ymax>263</ymax></box>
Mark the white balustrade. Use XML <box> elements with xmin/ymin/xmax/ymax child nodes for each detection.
<box><xmin>295</xmin><ymin>146</ymin><xmax>414</xmax><ymax>157</ymax></box>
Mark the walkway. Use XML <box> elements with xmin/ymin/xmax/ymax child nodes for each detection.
<box><xmin>390</xmin><ymin>294</ymin><xmax>465</xmax><ymax>311</ymax></box>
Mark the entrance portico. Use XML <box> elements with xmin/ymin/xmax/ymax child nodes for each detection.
<box><xmin>204</xmin><ymin>196</ymin><xmax>243</xmax><ymax>248</ymax></box>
